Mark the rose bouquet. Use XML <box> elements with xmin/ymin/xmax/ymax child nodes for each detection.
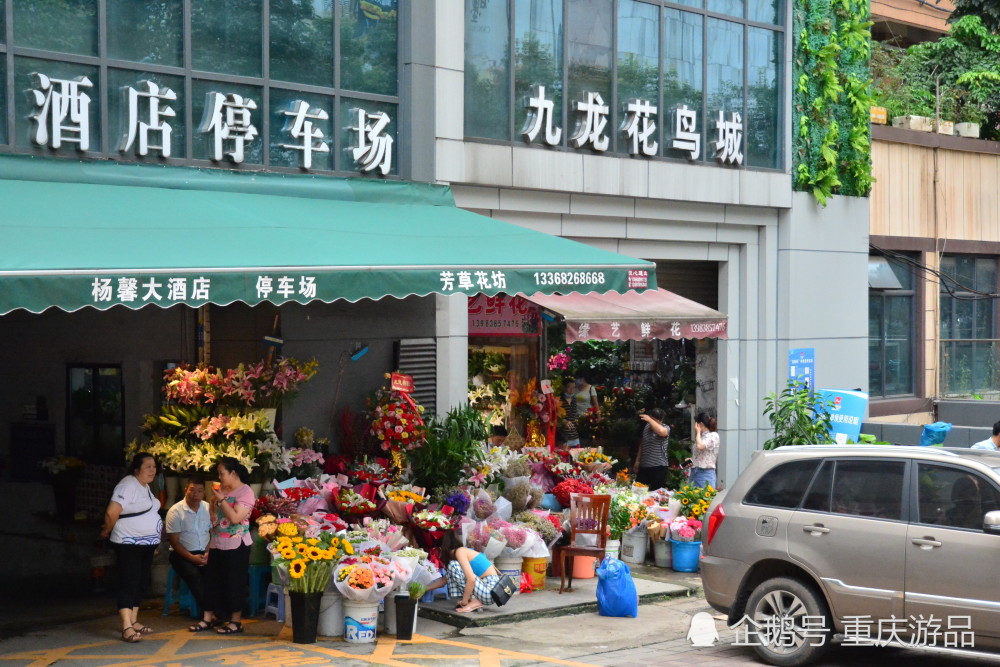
<box><xmin>335</xmin><ymin>487</ymin><xmax>381</xmax><ymax>521</ymax></box>
<box><xmin>551</xmin><ymin>479</ymin><xmax>595</xmax><ymax>508</ymax></box>
<box><xmin>345</xmin><ymin>459</ymin><xmax>393</xmax><ymax>486</ymax></box>
<box><xmin>412</xmin><ymin>509</ymin><xmax>454</xmax><ymax>532</ymax></box>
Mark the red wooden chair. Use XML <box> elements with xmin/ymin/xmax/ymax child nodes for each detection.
<box><xmin>558</xmin><ymin>493</ymin><xmax>611</xmax><ymax>593</ymax></box>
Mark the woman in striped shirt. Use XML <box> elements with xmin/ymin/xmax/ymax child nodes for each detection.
<box><xmin>634</xmin><ymin>408</ymin><xmax>671</xmax><ymax>489</ymax></box>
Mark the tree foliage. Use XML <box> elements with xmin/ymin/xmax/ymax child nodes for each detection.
<box><xmin>873</xmin><ymin>15</ymin><xmax>1000</xmax><ymax>136</ymax></box>
<box><xmin>943</xmin><ymin>0</ymin><xmax>1000</xmax><ymax>34</ymax></box>
<box><xmin>762</xmin><ymin>379</ymin><xmax>835</xmax><ymax>450</ymax></box>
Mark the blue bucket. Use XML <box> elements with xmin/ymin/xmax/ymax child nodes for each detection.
<box><xmin>670</xmin><ymin>539</ymin><xmax>701</xmax><ymax>572</ymax></box>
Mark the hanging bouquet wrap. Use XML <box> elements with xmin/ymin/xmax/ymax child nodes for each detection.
<box><xmin>379</xmin><ymin>484</ymin><xmax>426</xmax><ymax>525</ymax></box>
<box><xmin>351</xmin><ymin>517</ymin><xmax>410</xmax><ymax>552</ymax></box>
<box><xmin>334</xmin><ymin>484</ymin><xmax>386</xmax><ymax>524</ymax></box>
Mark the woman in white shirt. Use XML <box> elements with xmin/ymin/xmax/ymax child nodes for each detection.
<box><xmin>100</xmin><ymin>453</ymin><xmax>162</xmax><ymax>642</ymax></box>
<box><xmin>691</xmin><ymin>413</ymin><xmax>720</xmax><ymax>489</ymax></box>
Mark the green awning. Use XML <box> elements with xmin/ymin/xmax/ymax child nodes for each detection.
<box><xmin>0</xmin><ymin>156</ymin><xmax>655</xmax><ymax>315</ymax></box>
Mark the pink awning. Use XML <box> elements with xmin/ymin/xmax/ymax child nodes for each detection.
<box><xmin>526</xmin><ymin>288</ymin><xmax>728</xmax><ymax>343</ymax></box>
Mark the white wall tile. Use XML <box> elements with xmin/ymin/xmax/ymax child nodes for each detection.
<box><xmin>435</xmin><ymin>68</ymin><xmax>464</xmax><ymax>141</ymax></box>
<box><xmin>569</xmin><ymin>193</ymin><xmax>635</xmax><ymax>218</ymax></box>
<box><xmin>463</xmin><ymin>143</ymin><xmax>513</xmax><ymax>187</ymax></box>
<box><xmin>625</xmin><ymin>218</ymin><xmax>717</xmax><ymax>242</ymax></box>
<box><xmin>435</xmin><ymin>138</ymin><xmax>465</xmax><ymax>183</ymax></box>
<box><xmin>560</xmin><ymin>214</ymin><xmax>628</xmax><ymax>239</ymax></box>
<box><xmin>512</xmin><ymin>147</ymin><xmax>584</xmax><ymax>192</ymax></box>
<box><xmin>451</xmin><ymin>185</ymin><xmax>500</xmax><ymax>210</ymax></box>
<box><xmin>491</xmin><ymin>209</ymin><xmax>562</xmax><ymax>235</ymax></box>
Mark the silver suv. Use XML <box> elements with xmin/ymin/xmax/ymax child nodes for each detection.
<box><xmin>701</xmin><ymin>445</ymin><xmax>1000</xmax><ymax>666</ymax></box>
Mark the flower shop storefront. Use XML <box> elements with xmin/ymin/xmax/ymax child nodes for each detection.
<box><xmin>0</xmin><ymin>154</ymin><xmax>655</xmax><ymax>587</ymax></box>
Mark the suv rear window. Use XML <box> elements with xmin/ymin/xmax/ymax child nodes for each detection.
<box><xmin>743</xmin><ymin>460</ymin><xmax>820</xmax><ymax>508</ymax></box>
<box><xmin>803</xmin><ymin>459</ymin><xmax>906</xmax><ymax>519</ymax></box>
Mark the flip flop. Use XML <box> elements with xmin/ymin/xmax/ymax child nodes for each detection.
<box><xmin>188</xmin><ymin>620</ymin><xmax>213</xmax><ymax>632</ymax></box>
<box><xmin>121</xmin><ymin>627</ymin><xmax>142</xmax><ymax>643</ymax></box>
<box><xmin>132</xmin><ymin>623</ymin><xmax>153</xmax><ymax>635</ymax></box>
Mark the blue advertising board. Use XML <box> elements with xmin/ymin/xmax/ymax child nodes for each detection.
<box><xmin>815</xmin><ymin>389</ymin><xmax>869</xmax><ymax>443</ymax></box>
<box><xmin>789</xmin><ymin>348</ymin><xmax>815</xmax><ymax>389</ymax></box>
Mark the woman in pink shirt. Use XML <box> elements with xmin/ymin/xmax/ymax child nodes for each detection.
<box><xmin>189</xmin><ymin>457</ymin><xmax>256</xmax><ymax>634</ymax></box>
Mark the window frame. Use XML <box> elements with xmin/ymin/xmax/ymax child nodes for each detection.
<box><xmin>869</xmin><ymin>253</ymin><xmax>917</xmax><ymax>399</ymax></box>
<box><xmin>939</xmin><ymin>253</ymin><xmax>1000</xmax><ymax>397</ymax></box>
<box><xmin>794</xmin><ymin>457</ymin><xmax>910</xmax><ymax>523</ymax></box>
<box><xmin>741</xmin><ymin>459</ymin><xmax>822</xmax><ymax>509</ymax></box>
<box><xmin>66</xmin><ymin>363</ymin><xmax>125</xmax><ymax>466</ymax></box>
<box><xmin>0</xmin><ymin>0</ymin><xmax>400</xmax><ymax>177</ymax></box>
<box><xmin>464</xmin><ymin>0</ymin><xmax>785</xmax><ymax>171</ymax></box>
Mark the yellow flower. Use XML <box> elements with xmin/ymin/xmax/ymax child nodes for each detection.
<box><xmin>306</xmin><ymin>538</ymin><xmax>319</xmax><ymax>546</ymax></box>
<box><xmin>289</xmin><ymin>559</ymin><xmax>307</xmax><ymax>579</ymax></box>
<box><xmin>292</xmin><ymin>536</ymin><xmax>304</xmax><ymax>543</ymax></box>
<box><xmin>344</xmin><ymin>541</ymin><xmax>355</xmax><ymax>555</ymax></box>
<box><xmin>681</xmin><ymin>498</ymin><xmax>690</xmax><ymax>505</ymax></box>
<box><xmin>278</xmin><ymin>523</ymin><xmax>297</xmax><ymax>537</ymax></box>
<box><xmin>296</xmin><ymin>543</ymin><xmax>310</xmax><ymax>555</ymax></box>
<box><xmin>307</xmin><ymin>546</ymin><xmax>323</xmax><ymax>561</ymax></box>
<box><xmin>280</xmin><ymin>548</ymin><xmax>296</xmax><ymax>560</ymax></box>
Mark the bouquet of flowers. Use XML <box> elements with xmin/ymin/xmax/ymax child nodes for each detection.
<box><xmin>368</xmin><ymin>381</ymin><xmax>427</xmax><ymax>453</ymax></box>
<box><xmin>335</xmin><ymin>487</ymin><xmax>381</xmax><ymax>520</ymax></box>
<box><xmin>444</xmin><ymin>490</ymin><xmax>471</xmax><ymax>516</ymax></box>
<box><xmin>271</xmin><ymin>526</ymin><xmax>353</xmax><ymax>593</ymax></box>
<box><xmin>471</xmin><ymin>490</ymin><xmax>497</xmax><ymax>521</ymax></box>
<box><xmin>352</xmin><ymin>517</ymin><xmax>409</xmax><ymax>551</ymax></box>
<box><xmin>412</xmin><ymin>509</ymin><xmax>454</xmax><ymax>532</ymax></box>
<box><xmin>551</xmin><ymin>479</ymin><xmax>595</xmax><ymax>508</ymax></box>
<box><xmin>345</xmin><ymin>459</ymin><xmax>393</xmax><ymax>486</ymax></box>
<box><xmin>673</xmin><ymin>483</ymin><xmax>718</xmax><ymax>518</ymax></box>
<box><xmin>547</xmin><ymin>351</ymin><xmax>570</xmax><ymax>372</ymax></box>
<box><xmin>250</xmin><ymin>495</ymin><xmax>297</xmax><ymax>524</ymax></box>
<box><xmin>575</xmin><ymin>449</ymin><xmax>616</xmax><ymax>474</ymax></box>
<box><xmin>380</xmin><ymin>484</ymin><xmax>426</xmax><ymax>524</ymax></box>
<box><xmin>286</xmin><ymin>447</ymin><xmax>325</xmax><ymax>480</ymax></box>
<box><xmin>334</xmin><ymin>555</ymin><xmax>396</xmax><ymax>602</ymax></box>
<box><xmin>669</xmin><ymin>515</ymin><xmax>703</xmax><ymax>542</ymax></box>
<box><xmin>312</xmin><ymin>511</ymin><xmax>348</xmax><ymax>533</ymax></box>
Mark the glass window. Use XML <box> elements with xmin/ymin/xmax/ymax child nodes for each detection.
<box><xmin>270</xmin><ymin>0</ymin><xmax>333</xmax><ymax>87</ymax></box>
<box><xmin>269</xmin><ymin>90</ymin><xmax>334</xmax><ymax>171</ymax></box>
<box><xmin>707</xmin><ymin>0</ymin><xmax>743</xmax><ymax>19</ymax></box>
<box><xmin>830</xmin><ymin>460</ymin><xmax>905</xmax><ymax>520</ymax></box>
<box><xmin>706</xmin><ymin>18</ymin><xmax>742</xmax><ymax>163</ymax></box>
<box><xmin>191</xmin><ymin>0</ymin><xmax>262</xmax><ymax>77</ymax></box>
<box><xmin>108</xmin><ymin>69</ymin><xmax>185</xmax><ymax>160</ymax></box>
<box><xmin>67</xmin><ymin>365</ymin><xmax>124</xmax><ymax>465</ymax></box>
<box><xmin>514</xmin><ymin>0</ymin><xmax>563</xmax><ymax>141</ymax></box>
<box><xmin>940</xmin><ymin>254</ymin><xmax>999</xmax><ymax>397</ymax></box>
<box><xmin>13</xmin><ymin>0</ymin><xmax>97</xmax><ymax>55</ymax></box>
<box><xmin>663</xmin><ymin>8</ymin><xmax>703</xmax><ymax>160</ymax></box>
<box><xmin>870</xmin><ymin>253</ymin><xmax>916</xmax><ymax>398</ymax></box>
<box><xmin>917</xmin><ymin>464</ymin><xmax>1000</xmax><ymax>530</ymax></box>
<box><xmin>192</xmin><ymin>80</ymin><xmax>264</xmax><ymax>165</ymax></box>
<box><xmin>746</xmin><ymin>27</ymin><xmax>780</xmax><ymax>168</ymax></box>
<box><xmin>340</xmin><ymin>97</ymin><xmax>397</xmax><ymax>175</ymax></box>
<box><xmin>617</xmin><ymin>0</ymin><xmax>659</xmax><ymax>154</ymax></box>
<box><xmin>107</xmin><ymin>0</ymin><xmax>183</xmax><ymax>67</ymax></box>
<box><xmin>466</xmin><ymin>0</ymin><xmax>511</xmax><ymax>140</ymax></box>
<box><xmin>340</xmin><ymin>0</ymin><xmax>398</xmax><ymax>96</ymax></box>
<box><xmin>801</xmin><ymin>461</ymin><xmax>833</xmax><ymax>511</ymax></box>
<box><xmin>743</xmin><ymin>460</ymin><xmax>820</xmax><ymax>508</ymax></box>
<box><xmin>567</xmin><ymin>0</ymin><xmax>613</xmax><ymax>149</ymax></box>
<box><xmin>748</xmin><ymin>0</ymin><xmax>783</xmax><ymax>26</ymax></box>
<box><xmin>14</xmin><ymin>57</ymin><xmax>101</xmax><ymax>152</ymax></box>
<box><xmin>672</xmin><ymin>0</ymin><xmax>703</xmax><ymax>7</ymax></box>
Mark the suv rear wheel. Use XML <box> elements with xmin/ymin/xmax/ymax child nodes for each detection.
<box><xmin>745</xmin><ymin>577</ymin><xmax>831</xmax><ymax>667</ymax></box>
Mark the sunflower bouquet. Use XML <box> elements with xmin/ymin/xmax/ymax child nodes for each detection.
<box><xmin>574</xmin><ymin>449</ymin><xmax>617</xmax><ymax>474</ymax></box>
<box><xmin>272</xmin><ymin>528</ymin><xmax>354</xmax><ymax>594</ymax></box>
<box><xmin>672</xmin><ymin>483</ymin><xmax>718</xmax><ymax>518</ymax></box>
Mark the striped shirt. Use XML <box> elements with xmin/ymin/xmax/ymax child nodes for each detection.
<box><xmin>638</xmin><ymin>424</ymin><xmax>670</xmax><ymax>468</ymax></box>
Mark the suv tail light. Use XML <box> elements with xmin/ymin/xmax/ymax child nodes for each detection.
<box><xmin>706</xmin><ymin>503</ymin><xmax>725</xmax><ymax>545</ymax></box>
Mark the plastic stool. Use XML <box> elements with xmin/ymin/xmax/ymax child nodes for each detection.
<box><xmin>163</xmin><ymin>568</ymin><xmax>199</xmax><ymax>618</ymax></box>
<box><xmin>247</xmin><ymin>564</ymin><xmax>271</xmax><ymax>617</ymax></box>
<box><xmin>421</xmin><ymin>568</ymin><xmax>450</xmax><ymax>603</ymax></box>
<box><xmin>263</xmin><ymin>583</ymin><xmax>285</xmax><ymax>622</ymax></box>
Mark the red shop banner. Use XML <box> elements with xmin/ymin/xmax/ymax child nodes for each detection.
<box><xmin>468</xmin><ymin>295</ymin><xmax>541</xmax><ymax>337</ymax></box>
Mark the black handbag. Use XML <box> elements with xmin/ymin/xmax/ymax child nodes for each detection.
<box><xmin>489</xmin><ymin>573</ymin><xmax>518</xmax><ymax>607</ymax></box>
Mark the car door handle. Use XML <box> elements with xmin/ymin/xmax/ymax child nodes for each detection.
<box><xmin>911</xmin><ymin>537</ymin><xmax>942</xmax><ymax>550</ymax></box>
<box><xmin>803</xmin><ymin>524</ymin><xmax>830</xmax><ymax>535</ymax></box>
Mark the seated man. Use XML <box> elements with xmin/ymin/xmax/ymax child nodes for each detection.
<box><xmin>165</xmin><ymin>480</ymin><xmax>212</xmax><ymax>611</ymax></box>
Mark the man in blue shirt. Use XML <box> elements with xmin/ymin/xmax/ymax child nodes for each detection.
<box><xmin>165</xmin><ymin>480</ymin><xmax>212</xmax><ymax>611</ymax></box>
<box><xmin>971</xmin><ymin>420</ymin><xmax>1000</xmax><ymax>450</ymax></box>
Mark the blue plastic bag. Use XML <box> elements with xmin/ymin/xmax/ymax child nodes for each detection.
<box><xmin>920</xmin><ymin>421</ymin><xmax>952</xmax><ymax>447</ymax></box>
<box><xmin>596</xmin><ymin>556</ymin><xmax>638</xmax><ymax>618</ymax></box>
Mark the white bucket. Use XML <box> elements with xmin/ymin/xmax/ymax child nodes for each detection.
<box><xmin>653</xmin><ymin>539</ymin><xmax>672</xmax><ymax>568</ymax></box>
<box><xmin>343</xmin><ymin>600</ymin><xmax>379</xmax><ymax>644</ymax></box>
<box><xmin>604</xmin><ymin>539</ymin><xmax>620</xmax><ymax>560</ymax></box>
<box><xmin>317</xmin><ymin>591</ymin><xmax>344</xmax><ymax>637</ymax></box>
<box><xmin>495</xmin><ymin>556</ymin><xmax>523</xmax><ymax>595</ymax></box>
<box><xmin>383</xmin><ymin>593</ymin><xmax>405</xmax><ymax>635</ymax></box>
<box><xmin>620</xmin><ymin>531</ymin><xmax>648</xmax><ymax>564</ymax></box>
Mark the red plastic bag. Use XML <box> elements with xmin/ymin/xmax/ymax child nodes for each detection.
<box><xmin>519</xmin><ymin>572</ymin><xmax>534</xmax><ymax>594</ymax></box>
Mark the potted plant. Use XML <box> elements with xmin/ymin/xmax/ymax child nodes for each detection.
<box><xmin>395</xmin><ymin>582</ymin><xmax>425</xmax><ymax>641</ymax></box>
